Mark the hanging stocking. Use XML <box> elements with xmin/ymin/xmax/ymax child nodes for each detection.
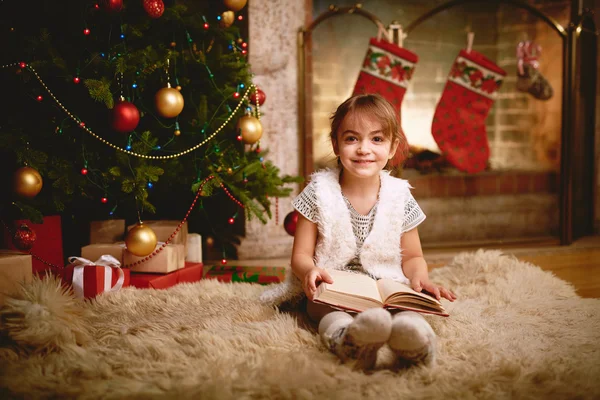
<box><xmin>516</xmin><ymin>41</ymin><xmax>553</xmax><ymax>100</ymax></box>
<box><xmin>431</xmin><ymin>49</ymin><xmax>506</xmax><ymax>173</ymax></box>
<box><xmin>353</xmin><ymin>33</ymin><xmax>418</xmax><ymax>167</ymax></box>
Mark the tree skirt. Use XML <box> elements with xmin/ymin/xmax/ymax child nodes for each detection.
<box><xmin>1</xmin><ymin>250</ymin><xmax>599</xmax><ymax>399</ymax></box>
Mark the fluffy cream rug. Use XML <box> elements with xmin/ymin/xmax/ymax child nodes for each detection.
<box><xmin>1</xmin><ymin>250</ymin><xmax>599</xmax><ymax>399</ymax></box>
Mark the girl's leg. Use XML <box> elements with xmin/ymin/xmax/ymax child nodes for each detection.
<box><xmin>388</xmin><ymin>311</ymin><xmax>437</xmax><ymax>366</ymax></box>
<box><xmin>318</xmin><ymin>308</ymin><xmax>392</xmax><ymax>369</ymax></box>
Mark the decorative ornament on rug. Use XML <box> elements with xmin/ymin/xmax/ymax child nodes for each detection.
<box><xmin>516</xmin><ymin>40</ymin><xmax>553</xmax><ymax>101</ymax></box>
<box><xmin>99</xmin><ymin>0</ymin><xmax>123</xmax><ymax>13</ymax></box>
<box><xmin>237</xmin><ymin>115</ymin><xmax>263</xmax><ymax>144</ymax></box>
<box><xmin>249</xmin><ymin>88</ymin><xmax>266</xmax><ymax>106</ymax></box>
<box><xmin>125</xmin><ymin>222</ymin><xmax>157</xmax><ymax>257</ymax></box>
<box><xmin>155</xmin><ymin>86</ymin><xmax>184</xmax><ymax>118</ymax></box>
<box><xmin>283</xmin><ymin>210</ymin><xmax>298</xmax><ymax>236</ymax></box>
<box><xmin>352</xmin><ymin>24</ymin><xmax>417</xmax><ymax>167</ymax></box>
<box><xmin>224</xmin><ymin>0</ymin><xmax>247</xmax><ymax>12</ymax></box>
<box><xmin>111</xmin><ymin>100</ymin><xmax>140</xmax><ymax>133</ymax></box>
<box><xmin>12</xmin><ymin>223</ymin><xmax>37</xmax><ymax>251</ymax></box>
<box><xmin>143</xmin><ymin>0</ymin><xmax>165</xmax><ymax>19</ymax></box>
<box><xmin>13</xmin><ymin>166</ymin><xmax>43</xmax><ymax>198</ymax></box>
<box><xmin>431</xmin><ymin>33</ymin><xmax>506</xmax><ymax>174</ymax></box>
<box><xmin>220</xmin><ymin>11</ymin><xmax>235</xmax><ymax>28</ymax></box>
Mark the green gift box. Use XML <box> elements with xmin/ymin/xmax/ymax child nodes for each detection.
<box><xmin>204</xmin><ymin>265</ymin><xmax>286</xmax><ymax>285</ymax></box>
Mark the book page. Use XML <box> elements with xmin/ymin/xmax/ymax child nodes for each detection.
<box><xmin>377</xmin><ymin>278</ymin><xmax>443</xmax><ymax>306</ymax></box>
<box><xmin>322</xmin><ymin>269</ymin><xmax>382</xmax><ymax>303</ymax></box>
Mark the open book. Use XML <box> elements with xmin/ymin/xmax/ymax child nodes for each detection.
<box><xmin>313</xmin><ymin>269</ymin><xmax>449</xmax><ymax>317</ymax></box>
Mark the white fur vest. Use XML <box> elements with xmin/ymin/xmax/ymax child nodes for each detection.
<box><xmin>260</xmin><ymin>168</ymin><xmax>411</xmax><ymax>305</ymax></box>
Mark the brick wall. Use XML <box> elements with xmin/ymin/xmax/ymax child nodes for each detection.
<box><xmin>312</xmin><ymin>0</ymin><xmax>567</xmax><ymax>170</ymax></box>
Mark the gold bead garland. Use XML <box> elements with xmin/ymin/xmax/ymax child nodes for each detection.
<box><xmin>1</xmin><ymin>62</ymin><xmax>261</xmax><ymax>160</ymax></box>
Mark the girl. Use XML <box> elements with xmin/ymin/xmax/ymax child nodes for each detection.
<box><xmin>261</xmin><ymin>94</ymin><xmax>456</xmax><ymax>369</ymax></box>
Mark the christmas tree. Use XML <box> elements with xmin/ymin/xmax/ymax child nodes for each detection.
<box><xmin>0</xmin><ymin>0</ymin><xmax>299</xmax><ymax>260</ymax></box>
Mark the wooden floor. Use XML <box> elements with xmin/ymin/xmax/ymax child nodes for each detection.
<box><xmin>224</xmin><ymin>235</ymin><xmax>600</xmax><ymax>299</ymax></box>
<box><xmin>424</xmin><ymin>235</ymin><xmax>600</xmax><ymax>298</ymax></box>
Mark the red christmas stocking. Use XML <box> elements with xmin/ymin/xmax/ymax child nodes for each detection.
<box><xmin>432</xmin><ymin>49</ymin><xmax>506</xmax><ymax>173</ymax></box>
<box><xmin>353</xmin><ymin>38</ymin><xmax>418</xmax><ymax>166</ymax></box>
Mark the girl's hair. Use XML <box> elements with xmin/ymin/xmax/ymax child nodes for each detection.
<box><xmin>329</xmin><ymin>93</ymin><xmax>409</xmax><ymax>168</ymax></box>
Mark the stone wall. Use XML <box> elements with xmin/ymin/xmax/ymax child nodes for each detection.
<box><xmin>235</xmin><ymin>0</ymin><xmax>306</xmax><ymax>259</ymax></box>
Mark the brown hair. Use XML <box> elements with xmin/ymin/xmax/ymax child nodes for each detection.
<box><xmin>329</xmin><ymin>94</ymin><xmax>409</xmax><ymax>168</ymax></box>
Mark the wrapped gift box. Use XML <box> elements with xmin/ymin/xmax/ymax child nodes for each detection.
<box><xmin>126</xmin><ymin>220</ymin><xmax>188</xmax><ymax>250</ymax></box>
<box><xmin>124</xmin><ymin>243</ymin><xmax>185</xmax><ymax>273</ymax></box>
<box><xmin>130</xmin><ymin>262</ymin><xmax>203</xmax><ymax>289</ymax></box>
<box><xmin>0</xmin><ymin>251</ymin><xmax>33</xmax><ymax>306</ymax></box>
<box><xmin>2</xmin><ymin>215</ymin><xmax>63</xmax><ymax>276</ymax></box>
<box><xmin>61</xmin><ymin>256</ymin><xmax>130</xmax><ymax>300</ymax></box>
<box><xmin>186</xmin><ymin>233</ymin><xmax>202</xmax><ymax>262</ymax></box>
<box><xmin>204</xmin><ymin>265</ymin><xmax>286</xmax><ymax>285</ymax></box>
<box><xmin>89</xmin><ymin>220</ymin><xmax>125</xmax><ymax>244</ymax></box>
<box><xmin>81</xmin><ymin>243</ymin><xmax>126</xmax><ymax>264</ymax></box>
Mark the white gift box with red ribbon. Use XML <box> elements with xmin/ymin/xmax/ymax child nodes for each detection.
<box><xmin>65</xmin><ymin>255</ymin><xmax>130</xmax><ymax>300</ymax></box>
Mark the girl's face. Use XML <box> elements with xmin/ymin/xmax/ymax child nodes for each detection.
<box><xmin>333</xmin><ymin>111</ymin><xmax>397</xmax><ymax>180</ymax></box>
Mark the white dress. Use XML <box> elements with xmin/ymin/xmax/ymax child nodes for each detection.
<box><xmin>292</xmin><ymin>181</ymin><xmax>426</xmax><ymax>276</ymax></box>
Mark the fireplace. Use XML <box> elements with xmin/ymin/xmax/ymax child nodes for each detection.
<box><xmin>299</xmin><ymin>0</ymin><xmax>596</xmax><ymax>246</ymax></box>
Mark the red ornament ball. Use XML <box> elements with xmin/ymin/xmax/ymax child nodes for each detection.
<box><xmin>73</xmin><ymin>77</ymin><xmax>81</xmax><ymax>84</ymax></box>
<box><xmin>143</xmin><ymin>0</ymin><xmax>165</xmax><ymax>18</ymax></box>
<box><xmin>81</xmin><ymin>168</ymin><xmax>88</xmax><ymax>175</ymax></box>
<box><xmin>284</xmin><ymin>210</ymin><xmax>299</xmax><ymax>236</ymax></box>
<box><xmin>111</xmin><ymin>101</ymin><xmax>140</xmax><ymax>133</ymax></box>
<box><xmin>228</xmin><ymin>217</ymin><xmax>235</xmax><ymax>225</ymax></box>
<box><xmin>250</xmin><ymin>88</ymin><xmax>266</xmax><ymax>106</ymax></box>
<box><xmin>101</xmin><ymin>197</ymin><xmax>108</xmax><ymax>204</ymax></box>
<box><xmin>221</xmin><ymin>258</ymin><xmax>228</xmax><ymax>265</ymax></box>
<box><xmin>13</xmin><ymin>224</ymin><xmax>37</xmax><ymax>251</ymax></box>
<box><xmin>99</xmin><ymin>0</ymin><xmax>123</xmax><ymax>13</ymax></box>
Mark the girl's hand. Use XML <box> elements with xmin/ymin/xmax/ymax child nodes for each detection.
<box><xmin>302</xmin><ymin>267</ymin><xmax>333</xmax><ymax>300</ymax></box>
<box><xmin>411</xmin><ymin>277</ymin><xmax>457</xmax><ymax>302</ymax></box>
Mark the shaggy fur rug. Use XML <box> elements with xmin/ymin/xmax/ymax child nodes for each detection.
<box><xmin>1</xmin><ymin>250</ymin><xmax>599</xmax><ymax>399</ymax></box>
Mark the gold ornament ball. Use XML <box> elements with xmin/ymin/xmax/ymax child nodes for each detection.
<box><xmin>13</xmin><ymin>166</ymin><xmax>43</xmax><ymax>198</ymax></box>
<box><xmin>125</xmin><ymin>223</ymin><xmax>158</xmax><ymax>257</ymax></box>
<box><xmin>220</xmin><ymin>11</ymin><xmax>235</xmax><ymax>28</ymax></box>
<box><xmin>237</xmin><ymin>115</ymin><xmax>263</xmax><ymax>144</ymax></box>
<box><xmin>174</xmin><ymin>129</ymin><xmax>181</xmax><ymax>136</ymax></box>
<box><xmin>224</xmin><ymin>0</ymin><xmax>247</xmax><ymax>12</ymax></box>
<box><xmin>175</xmin><ymin>85</ymin><xmax>182</xmax><ymax>91</ymax></box>
<box><xmin>155</xmin><ymin>87</ymin><xmax>184</xmax><ymax>118</ymax></box>
<box><xmin>227</xmin><ymin>167</ymin><xmax>233</xmax><ymax>174</ymax></box>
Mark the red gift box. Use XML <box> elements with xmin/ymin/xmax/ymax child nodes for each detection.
<box><xmin>204</xmin><ymin>265</ymin><xmax>286</xmax><ymax>285</ymax></box>
<box><xmin>2</xmin><ymin>215</ymin><xmax>64</xmax><ymax>276</ymax></box>
<box><xmin>62</xmin><ymin>255</ymin><xmax>130</xmax><ymax>300</ymax></box>
<box><xmin>130</xmin><ymin>262</ymin><xmax>203</xmax><ymax>289</ymax></box>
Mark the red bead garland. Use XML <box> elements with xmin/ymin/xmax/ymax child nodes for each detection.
<box><xmin>220</xmin><ymin>183</ymin><xmax>244</xmax><ymax>208</ymax></box>
<box><xmin>123</xmin><ymin>175</ymin><xmax>215</xmax><ymax>268</ymax></box>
